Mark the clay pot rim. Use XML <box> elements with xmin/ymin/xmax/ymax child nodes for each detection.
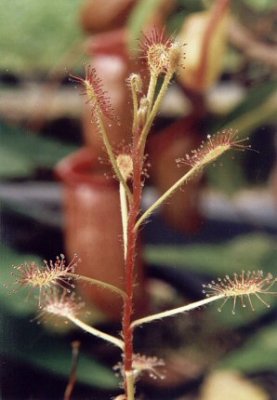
<box><xmin>55</xmin><ymin>147</ymin><xmax>117</xmax><ymax>188</ymax></box>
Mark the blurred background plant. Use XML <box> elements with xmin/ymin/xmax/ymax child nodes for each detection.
<box><xmin>0</xmin><ymin>0</ymin><xmax>276</xmax><ymax>399</ymax></box>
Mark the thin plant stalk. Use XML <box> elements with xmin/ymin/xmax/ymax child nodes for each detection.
<box><xmin>146</xmin><ymin>73</ymin><xmax>158</xmax><ymax>113</ymax></box>
<box><xmin>131</xmin><ymin>294</ymin><xmax>224</xmax><ymax>329</ymax></box>
<box><xmin>67</xmin><ymin>315</ymin><xmax>124</xmax><ymax>350</ymax></box>
<box><xmin>138</xmin><ymin>71</ymin><xmax>173</xmax><ymax>150</ymax></box>
<box><xmin>119</xmin><ymin>181</ymin><xmax>129</xmax><ymax>261</ymax></box>
<box><xmin>126</xmin><ymin>371</ymin><xmax>136</xmax><ymax>400</ymax></box>
<box><xmin>122</xmin><ymin>134</ymin><xmax>144</xmax><ymax>394</ymax></box>
<box><xmin>66</xmin><ymin>273</ymin><xmax>127</xmax><ymax>299</ymax></box>
<box><xmin>135</xmin><ymin>163</ymin><xmax>199</xmax><ymax>229</ymax></box>
<box><xmin>97</xmin><ymin>116</ymin><xmax>132</xmax><ymax>201</ymax></box>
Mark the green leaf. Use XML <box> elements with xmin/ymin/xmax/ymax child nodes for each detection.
<box><xmin>127</xmin><ymin>0</ymin><xmax>165</xmax><ymax>52</ymax></box>
<box><xmin>145</xmin><ymin>233</ymin><xmax>277</xmax><ymax>276</ymax></box>
<box><xmin>213</xmin><ymin>80</ymin><xmax>277</xmax><ymax>137</ymax></box>
<box><xmin>243</xmin><ymin>0</ymin><xmax>276</xmax><ymax>12</ymax></box>
<box><xmin>0</xmin><ymin>243</ymin><xmax>41</xmax><ymax>315</ymax></box>
<box><xmin>219</xmin><ymin>323</ymin><xmax>277</xmax><ymax>372</ymax></box>
<box><xmin>0</xmin><ymin>0</ymin><xmax>83</xmax><ymax>72</ymax></box>
<box><xmin>0</xmin><ymin>244</ymin><xmax>118</xmax><ymax>389</ymax></box>
<box><xmin>0</xmin><ymin>145</ymin><xmax>34</xmax><ymax>178</ymax></box>
<box><xmin>0</xmin><ymin>123</ymin><xmax>77</xmax><ymax>178</ymax></box>
<box><xmin>208</xmin><ymin>293</ymin><xmax>276</xmax><ymax>329</ymax></box>
<box><xmin>145</xmin><ymin>233</ymin><xmax>277</xmax><ymax>327</ymax></box>
<box><xmin>0</xmin><ymin>313</ymin><xmax>118</xmax><ymax>389</ymax></box>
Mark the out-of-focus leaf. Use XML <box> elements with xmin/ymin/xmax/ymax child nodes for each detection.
<box><xmin>127</xmin><ymin>0</ymin><xmax>164</xmax><ymax>51</ymax></box>
<box><xmin>200</xmin><ymin>370</ymin><xmax>269</xmax><ymax>400</ymax></box>
<box><xmin>0</xmin><ymin>312</ymin><xmax>118</xmax><ymax>389</ymax></box>
<box><xmin>145</xmin><ymin>233</ymin><xmax>277</xmax><ymax>275</ymax></box>
<box><xmin>0</xmin><ymin>243</ymin><xmax>41</xmax><ymax>315</ymax></box>
<box><xmin>208</xmin><ymin>292</ymin><xmax>276</xmax><ymax>328</ymax></box>
<box><xmin>145</xmin><ymin>233</ymin><xmax>277</xmax><ymax>327</ymax></box>
<box><xmin>212</xmin><ymin>81</ymin><xmax>277</xmax><ymax>136</ymax></box>
<box><xmin>243</xmin><ymin>0</ymin><xmax>276</xmax><ymax>12</ymax></box>
<box><xmin>168</xmin><ymin>0</ymin><xmax>204</xmax><ymax>32</ymax></box>
<box><xmin>0</xmin><ymin>0</ymin><xmax>83</xmax><ymax>72</ymax></box>
<box><xmin>206</xmin><ymin>152</ymin><xmax>247</xmax><ymax>194</ymax></box>
<box><xmin>219</xmin><ymin>323</ymin><xmax>277</xmax><ymax>373</ymax></box>
<box><xmin>0</xmin><ymin>123</ymin><xmax>77</xmax><ymax>178</ymax></box>
<box><xmin>0</xmin><ymin>146</ymin><xmax>34</xmax><ymax>178</ymax></box>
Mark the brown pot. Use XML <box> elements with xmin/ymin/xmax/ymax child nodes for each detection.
<box><xmin>55</xmin><ymin>147</ymin><xmax>146</xmax><ymax>320</ymax></box>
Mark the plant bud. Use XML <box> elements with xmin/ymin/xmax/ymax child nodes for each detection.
<box><xmin>137</xmin><ymin>96</ymin><xmax>149</xmax><ymax>128</ymax></box>
<box><xmin>128</xmin><ymin>73</ymin><xmax>143</xmax><ymax>93</ymax></box>
<box><xmin>116</xmin><ymin>153</ymin><xmax>133</xmax><ymax>181</ymax></box>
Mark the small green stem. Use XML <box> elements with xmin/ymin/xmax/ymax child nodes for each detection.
<box><xmin>131</xmin><ymin>294</ymin><xmax>225</xmax><ymax>329</ymax></box>
<box><xmin>138</xmin><ymin>71</ymin><xmax>173</xmax><ymax>150</ymax></box>
<box><xmin>135</xmin><ymin>163</ymin><xmax>199</xmax><ymax>230</ymax></box>
<box><xmin>131</xmin><ymin>83</ymin><xmax>139</xmax><ymax>134</ymax></box>
<box><xmin>146</xmin><ymin>73</ymin><xmax>158</xmax><ymax>114</ymax></box>
<box><xmin>126</xmin><ymin>370</ymin><xmax>135</xmax><ymax>400</ymax></box>
<box><xmin>66</xmin><ymin>273</ymin><xmax>127</xmax><ymax>299</ymax></box>
<box><xmin>68</xmin><ymin>315</ymin><xmax>124</xmax><ymax>350</ymax></box>
<box><xmin>97</xmin><ymin>115</ymin><xmax>132</xmax><ymax>201</ymax></box>
<box><xmin>119</xmin><ymin>181</ymin><xmax>129</xmax><ymax>260</ymax></box>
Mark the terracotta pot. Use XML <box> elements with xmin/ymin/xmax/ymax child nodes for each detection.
<box><xmin>148</xmin><ymin>117</ymin><xmax>203</xmax><ymax>233</ymax></box>
<box><xmin>55</xmin><ymin>147</ymin><xmax>146</xmax><ymax>320</ymax></box>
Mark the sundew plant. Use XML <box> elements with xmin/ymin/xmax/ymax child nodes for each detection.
<box><xmin>14</xmin><ymin>30</ymin><xmax>276</xmax><ymax>399</ymax></box>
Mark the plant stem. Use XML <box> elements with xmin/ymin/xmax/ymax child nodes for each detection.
<box><xmin>131</xmin><ymin>80</ymin><xmax>139</xmax><ymax>133</ymax></box>
<box><xmin>135</xmin><ymin>163</ymin><xmax>199</xmax><ymax>229</ymax></box>
<box><xmin>120</xmin><ymin>181</ymin><xmax>129</xmax><ymax>261</ymax></box>
<box><xmin>122</xmin><ymin>131</ymin><xmax>143</xmax><ymax>390</ymax></box>
<box><xmin>97</xmin><ymin>115</ymin><xmax>132</xmax><ymax>201</ymax></box>
<box><xmin>138</xmin><ymin>71</ymin><xmax>173</xmax><ymax>150</ymax></box>
<box><xmin>146</xmin><ymin>72</ymin><xmax>158</xmax><ymax>113</ymax></box>
<box><xmin>66</xmin><ymin>273</ymin><xmax>127</xmax><ymax>299</ymax></box>
<box><xmin>67</xmin><ymin>315</ymin><xmax>124</xmax><ymax>350</ymax></box>
<box><xmin>126</xmin><ymin>371</ymin><xmax>135</xmax><ymax>400</ymax></box>
<box><xmin>131</xmin><ymin>294</ymin><xmax>224</xmax><ymax>329</ymax></box>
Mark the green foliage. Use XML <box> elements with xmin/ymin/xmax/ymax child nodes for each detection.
<box><xmin>0</xmin><ymin>243</ymin><xmax>40</xmax><ymax>315</ymax></box>
<box><xmin>0</xmin><ymin>244</ymin><xmax>118</xmax><ymax>388</ymax></box>
<box><xmin>127</xmin><ymin>0</ymin><xmax>165</xmax><ymax>52</ymax></box>
<box><xmin>145</xmin><ymin>233</ymin><xmax>277</xmax><ymax>276</ymax></box>
<box><xmin>0</xmin><ymin>0</ymin><xmax>83</xmax><ymax>72</ymax></box>
<box><xmin>0</xmin><ymin>123</ymin><xmax>77</xmax><ymax>178</ymax></box>
<box><xmin>0</xmin><ymin>312</ymin><xmax>118</xmax><ymax>389</ymax></box>
<box><xmin>217</xmin><ymin>80</ymin><xmax>277</xmax><ymax>137</ymax></box>
<box><xmin>242</xmin><ymin>0</ymin><xmax>276</xmax><ymax>11</ymax></box>
<box><xmin>219</xmin><ymin>323</ymin><xmax>277</xmax><ymax>372</ymax></box>
<box><xmin>145</xmin><ymin>233</ymin><xmax>277</xmax><ymax>327</ymax></box>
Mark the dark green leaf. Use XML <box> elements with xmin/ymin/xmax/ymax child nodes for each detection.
<box><xmin>145</xmin><ymin>233</ymin><xmax>277</xmax><ymax>327</ymax></box>
<box><xmin>242</xmin><ymin>0</ymin><xmax>276</xmax><ymax>11</ymax></box>
<box><xmin>219</xmin><ymin>323</ymin><xmax>277</xmax><ymax>372</ymax></box>
<box><xmin>0</xmin><ymin>123</ymin><xmax>77</xmax><ymax>178</ymax></box>
<box><xmin>212</xmin><ymin>80</ymin><xmax>277</xmax><ymax>137</ymax></box>
<box><xmin>0</xmin><ymin>312</ymin><xmax>118</xmax><ymax>388</ymax></box>
<box><xmin>127</xmin><ymin>0</ymin><xmax>165</xmax><ymax>52</ymax></box>
<box><xmin>145</xmin><ymin>233</ymin><xmax>277</xmax><ymax>275</ymax></box>
<box><xmin>0</xmin><ymin>243</ymin><xmax>41</xmax><ymax>315</ymax></box>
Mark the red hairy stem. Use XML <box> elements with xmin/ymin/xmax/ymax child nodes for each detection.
<box><xmin>122</xmin><ymin>129</ymin><xmax>144</xmax><ymax>379</ymax></box>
